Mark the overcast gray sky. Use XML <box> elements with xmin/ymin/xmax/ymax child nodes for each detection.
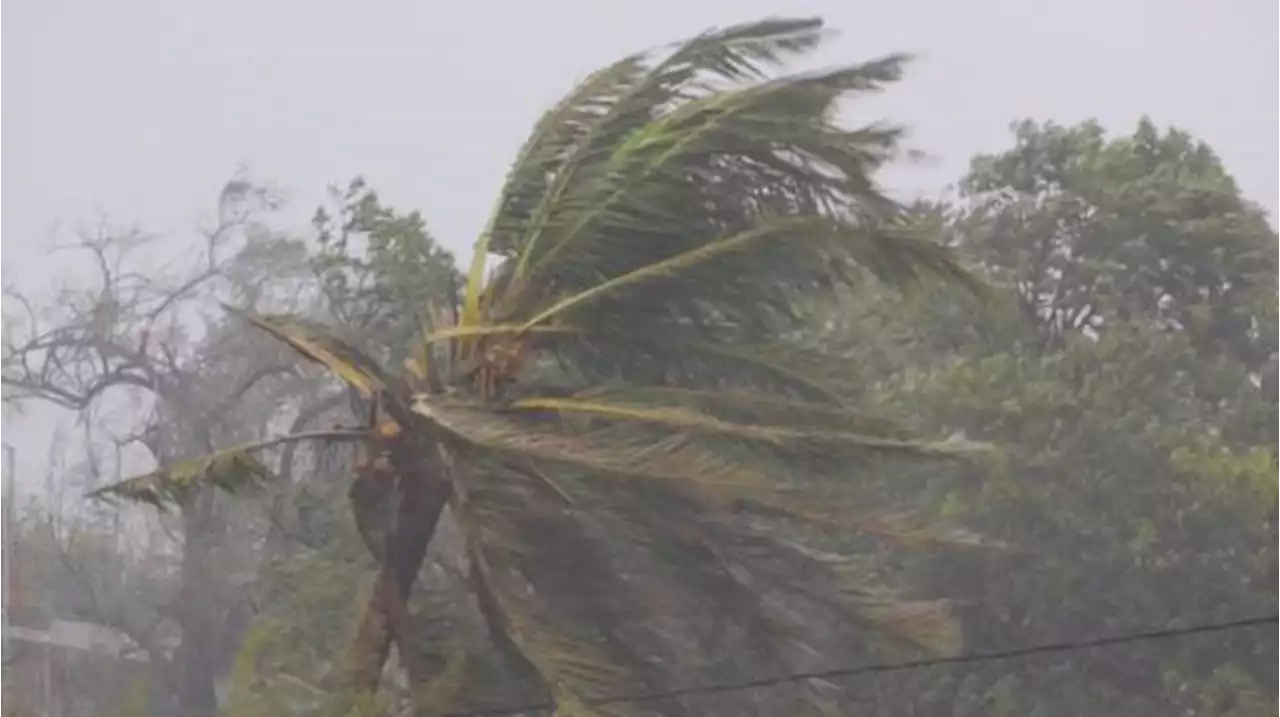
<box><xmin>2</xmin><ymin>0</ymin><xmax>1277</xmax><ymax>483</ymax></box>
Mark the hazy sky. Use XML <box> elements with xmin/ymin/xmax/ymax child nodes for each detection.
<box><xmin>2</xmin><ymin>0</ymin><xmax>1277</xmax><ymax>482</ymax></box>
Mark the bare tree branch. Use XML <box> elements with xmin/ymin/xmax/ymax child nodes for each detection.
<box><xmin>0</xmin><ymin>177</ymin><xmax>324</xmax><ymax>717</ymax></box>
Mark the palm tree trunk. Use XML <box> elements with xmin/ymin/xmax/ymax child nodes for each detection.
<box><xmin>175</xmin><ymin>492</ymin><xmax>221</xmax><ymax>717</ymax></box>
<box><xmin>341</xmin><ymin>458</ymin><xmax>450</xmax><ymax>696</ymax></box>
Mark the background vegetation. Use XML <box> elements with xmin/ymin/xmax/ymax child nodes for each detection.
<box><xmin>2</xmin><ymin>18</ymin><xmax>1274</xmax><ymax>717</ymax></box>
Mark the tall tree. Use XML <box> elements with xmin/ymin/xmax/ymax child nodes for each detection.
<box><xmin>310</xmin><ymin>177</ymin><xmax>461</xmax><ymax>359</ymax></box>
<box><xmin>98</xmin><ymin>18</ymin><xmax>991</xmax><ymax>716</ymax></box>
<box><xmin>2</xmin><ymin>178</ymin><xmax>323</xmax><ymax>717</ymax></box>
<box><xmin>958</xmin><ymin>118</ymin><xmax>1276</xmax><ymax>369</ymax></box>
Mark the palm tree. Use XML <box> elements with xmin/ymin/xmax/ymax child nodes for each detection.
<box><xmin>98</xmin><ymin>16</ymin><xmax>991</xmax><ymax>715</ymax></box>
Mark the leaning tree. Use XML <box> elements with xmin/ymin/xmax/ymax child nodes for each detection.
<box><xmin>98</xmin><ymin>17</ymin><xmax>994</xmax><ymax>716</ymax></box>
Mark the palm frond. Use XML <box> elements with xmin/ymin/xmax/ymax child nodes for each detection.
<box><xmin>502</xmin><ymin>18</ymin><xmax>830</xmax><ymax>277</ymax></box>
<box><xmin>513</xmin><ymin>59</ymin><xmax>911</xmax><ymax>289</ymax></box>
<box><xmin>508</xmin><ymin>395</ymin><xmax>990</xmax><ymax>460</ymax></box>
<box><xmin>87</xmin><ymin>429</ymin><xmax>366</xmax><ymax>508</ymax></box>
<box><xmin>413</xmin><ymin>397</ymin><xmax>775</xmax><ymax>495</ymax></box>
<box><xmin>851</xmin><ymin>512</ymin><xmax>1005</xmax><ymax>550</ymax></box>
<box><xmin>575</xmin><ymin>386</ymin><xmax>904</xmax><ymax>435</ymax></box>
<box><xmin>88</xmin><ymin>448</ymin><xmax>271</xmax><ymax>508</ymax></box>
<box><xmin>518</xmin><ymin>215</ymin><xmax>829</xmax><ymax>329</ymax></box>
<box><xmin>227</xmin><ymin>306</ymin><xmax>394</xmax><ymax>398</ymax></box>
<box><xmin>848</xmin><ymin>598</ymin><xmax>961</xmax><ymax>654</ymax></box>
<box><xmin>701</xmin><ymin>525</ymin><xmax>963</xmax><ymax>656</ymax></box>
<box><xmin>578</xmin><ymin>336</ymin><xmax>853</xmax><ymax>404</ymax></box>
<box><xmin>469</xmin><ymin>558</ymin><xmax>640</xmax><ymax>717</ymax></box>
<box><xmin>415</xmin><ymin>395</ymin><xmax>993</xmax><ymax>551</ymax></box>
<box><xmin>439</xmin><ymin>325</ymin><xmax>855</xmax><ymax>405</ymax></box>
<box><xmin>742</xmin><ymin>495</ymin><xmax>1004</xmax><ymax>551</ymax></box>
<box><xmin>550</xmin><ymin>479</ymin><xmax>963</xmax><ymax>710</ymax></box>
<box><xmin>448</xmin><ymin>457</ymin><xmax>650</xmax><ymax>715</ymax></box>
<box><xmin>495</xmin><ymin>53</ymin><xmax>651</xmax><ymax>270</ymax></box>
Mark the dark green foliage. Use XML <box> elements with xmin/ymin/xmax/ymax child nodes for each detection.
<box><xmin>311</xmin><ymin>176</ymin><xmax>462</xmax><ymax>363</ymax></box>
<box><xmin>959</xmin><ymin>118</ymin><xmax>1276</xmax><ymax>368</ymax></box>
<box><xmin>817</xmin><ymin>118</ymin><xmax>1277</xmax><ymax>716</ymax></box>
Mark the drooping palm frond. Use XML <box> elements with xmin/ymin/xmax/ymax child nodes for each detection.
<box><xmin>224</xmin><ymin>306</ymin><xmax>399</xmax><ymax>401</ymax></box>
<box><xmin>88</xmin><ymin>429</ymin><xmax>367</xmax><ymax>508</ymax></box>
<box><xmin>89</xmin><ymin>447</ymin><xmax>274</xmax><ymax>509</ymax></box>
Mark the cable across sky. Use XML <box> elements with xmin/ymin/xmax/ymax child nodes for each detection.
<box><xmin>447</xmin><ymin>613</ymin><xmax>1278</xmax><ymax>716</ymax></box>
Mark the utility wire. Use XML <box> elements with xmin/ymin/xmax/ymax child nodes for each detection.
<box><xmin>449</xmin><ymin>613</ymin><xmax>1278</xmax><ymax>716</ymax></box>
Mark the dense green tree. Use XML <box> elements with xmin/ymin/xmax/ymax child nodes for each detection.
<box><xmin>310</xmin><ymin>177</ymin><xmax>461</xmax><ymax>362</ymax></box>
<box><xmin>959</xmin><ymin>118</ymin><xmax>1275</xmax><ymax>370</ymax></box>
<box><xmin>817</xmin><ymin>119</ymin><xmax>1277</xmax><ymax>716</ymax></box>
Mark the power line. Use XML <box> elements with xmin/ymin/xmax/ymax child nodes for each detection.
<box><xmin>449</xmin><ymin>614</ymin><xmax>1277</xmax><ymax>716</ymax></box>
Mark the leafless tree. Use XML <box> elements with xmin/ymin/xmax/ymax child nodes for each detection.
<box><xmin>2</xmin><ymin>176</ymin><xmax>328</xmax><ymax>716</ymax></box>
